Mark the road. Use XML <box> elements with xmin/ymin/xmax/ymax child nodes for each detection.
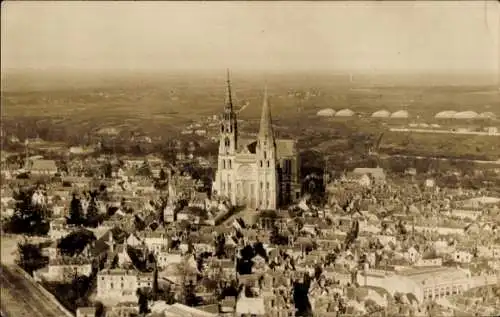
<box><xmin>0</xmin><ymin>235</ymin><xmax>71</xmax><ymax>317</ymax></box>
<box><xmin>0</xmin><ymin>264</ymin><xmax>70</xmax><ymax>317</ymax></box>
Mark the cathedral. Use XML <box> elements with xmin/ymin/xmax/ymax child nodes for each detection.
<box><xmin>212</xmin><ymin>72</ymin><xmax>301</xmax><ymax>210</ymax></box>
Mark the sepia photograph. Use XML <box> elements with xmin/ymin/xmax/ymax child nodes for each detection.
<box><xmin>1</xmin><ymin>1</ymin><xmax>499</xmax><ymax>316</ymax></box>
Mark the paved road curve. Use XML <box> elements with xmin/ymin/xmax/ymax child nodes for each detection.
<box><xmin>0</xmin><ymin>264</ymin><xmax>69</xmax><ymax>317</ymax></box>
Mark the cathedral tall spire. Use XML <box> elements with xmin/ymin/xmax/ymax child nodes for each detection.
<box><xmin>258</xmin><ymin>86</ymin><xmax>274</xmax><ymax>142</ymax></box>
<box><xmin>225</xmin><ymin>69</ymin><xmax>233</xmax><ymax>111</ymax></box>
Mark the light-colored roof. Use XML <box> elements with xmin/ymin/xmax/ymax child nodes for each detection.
<box><xmin>391</xmin><ymin>110</ymin><xmax>409</xmax><ymax>118</ymax></box>
<box><xmin>453</xmin><ymin>111</ymin><xmax>478</xmax><ymax>119</ymax></box>
<box><xmin>276</xmin><ymin>139</ymin><xmax>296</xmax><ymax>158</ymax></box>
<box><xmin>165</xmin><ymin>303</ymin><xmax>217</xmax><ymax>317</ymax></box>
<box><xmin>316</xmin><ymin>108</ymin><xmax>336</xmax><ymax>117</ymax></box>
<box><xmin>352</xmin><ymin>168</ymin><xmax>386</xmax><ymax>180</ymax></box>
<box><xmin>236</xmin><ymin>296</ymin><xmax>266</xmax><ymax>315</ymax></box>
<box><xmin>434</xmin><ymin>110</ymin><xmax>457</xmax><ymax>119</ymax></box>
<box><xmin>401</xmin><ymin>267</ymin><xmax>469</xmax><ymax>285</ymax></box>
<box><xmin>335</xmin><ymin>108</ymin><xmax>355</xmax><ymax>117</ymax></box>
<box><xmin>478</xmin><ymin>111</ymin><xmax>496</xmax><ymax>119</ymax></box>
<box><xmin>76</xmin><ymin>307</ymin><xmax>96</xmax><ymax>314</ymax></box>
<box><xmin>371</xmin><ymin>110</ymin><xmax>391</xmax><ymax>118</ymax></box>
<box><xmin>30</xmin><ymin>159</ymin><xmax>57</xmax><ymax>171</ymax></box>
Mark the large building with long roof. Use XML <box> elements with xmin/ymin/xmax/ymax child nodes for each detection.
<box><xmin>212</xmin><ymin>71</ymin><xmax>301</xmax><ymax>210</ymax></box>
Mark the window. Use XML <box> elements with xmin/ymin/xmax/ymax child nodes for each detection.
<box><xmin>223</xmin><ymin>160</ymin><xmax>226</xmax><ymax>169</ymax></box>
<box><xmin>225</xmin><ymin>137</ymin><xmax>230</xmax><ymax>148</ymax></box>
<box><xmin>228</xmin><ymin>182</ymin><xmax>232</xmax><ymax>192</ymax></box>
<box><xmin>110</xmin><ymin>283</ymin><xmax>114</xmax><ymax>289</ymax></box>
<box><xmin>101</xmin><ymin>277</ymin><xmax>104</xmax><ymax>281</ymax></box>
<box><xmin>221</xmin><ymin>125</ymin><xmax>224</xmax><ymax>133</ymax></box>
<box><xmin>264</xmin><ymin>151</ymin><xmax>267</xmax><ymax>159</ymax></box>
<box><xmin>260</xmin><ymin>160</ymin><xmax>263</xmax><ymax>168</ymax></box>
<box><xmin>266</xmin><ymin>182</ymin><xmax>270</xmax><ymax>189</ymax></box>
<box><xmin>267</xmin><ymin>160</ymin><xmax>270</xmax><ymax>168</ymax></box>
<box><xmin>121</xmin><ymin>283</ymin><xmax>124</xmax><ymax>289</ymax></box>
<box><xmin>228</xmin><ymin>160</ymin><xmax>232</xmax><ymax>169</ymax></box>
<box><xmin>260</xmin><ymin>182</ymin><xmax>263</xmax><ymax>189</ymax></box>
<box><xmin>222</xmin><ymin>182</ymin><xmax>226</xmax><ymax>190</ymax></box>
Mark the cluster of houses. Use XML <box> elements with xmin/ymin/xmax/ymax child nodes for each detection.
<box><xmin>2</xmin><ymin>146</ymin><xmax>500</xmax><ymax>317</ymax></box>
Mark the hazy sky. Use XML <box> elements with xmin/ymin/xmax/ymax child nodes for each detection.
<box><xmin>1</xmin><ymin>1</ymin><xmax>499</xmax><ymax>74</ymax></box>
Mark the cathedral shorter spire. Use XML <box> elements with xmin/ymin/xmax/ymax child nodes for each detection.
<box><xmin>258</xmin><ymin>86</ymin><xmax>275</xmax><ymax>142</ymax></box>
<box><xmin>225</xmin><ymin>69</ymin><xmax>233</xmax><ymax>111</ymax></box>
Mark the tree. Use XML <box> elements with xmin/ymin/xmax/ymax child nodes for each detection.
<box><xmin>134</xmin><ymin>215</ymin><xmax>146</xmax><ymax>232</ymax></box>
<box><xmin>5</xmin><ymin>187</ymin><xmax>50</xmax><ymax>235</ymax></box>
<box><xmin>152</xmin><ymin>263</ymin><xmax>159</xmax><ymax>299</ymax></box>
<box><xmin>137</xmin><ymin>161</ymin><xmax>152</xmax><ymax>178</ymax></box>
<box><xmin>17</xmin><ymin>242</ymin><xmax>49</xmax><ymax>275</ymax></box>
<box><xmin>159</xmin><ymin>168</ymin><xmax>167</xmax><ymax>181</ymax></box>
<box><xmin>182</xmin><ymin>280</ymin><xmax>198</xmax><ymax>306</ymax></box>
<box><xmin>137</xmin><ymin>288</ymin><xmax>150</xmax><ymax>316</ymax></box>
<box><xmin>58</xmin><ymin>229</ymin><xmax>96</xmax><ymax>257</ymax></box>
<box><xmin>103</xmin><ymin>162</ymin><xmax>113</xmax><ymax>179</ymax></box>
<box><xmin>68</xmin><ymin>194</ymin><xmax>84</xmax><ymax>225</ymax></box>
<box><xmin>214</xmin><ymin>233</ymin><xmax>226</xmax><ymax>259</ymax></box>
<box><xmin>85</xmin><ymin>196</ymin><xmax>100</xmax><ymax>227</ymax></box>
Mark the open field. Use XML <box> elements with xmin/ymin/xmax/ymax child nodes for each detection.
<box><xmin>1</xmin><ymin>71</ymin><xmax>499</xmax><ymax>160</ymax></box>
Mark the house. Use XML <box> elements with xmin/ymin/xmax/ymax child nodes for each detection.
<box><xmin>76</xmin><ymin>307</ymin><xmax>96</xmax><ymax>317</ymax></box>
<box><xmin>139</xmin><ymin>230</ymin><xmax>169</xmax><ymax>254</ymax></box>
<box><xmin>452</xmin><ymin>250</ymin><xmax>472</xmax><ymax>264</ymax></box>
<box><xmin>351</xmin><ymin>168</ymin><xmax>386</xmax><ymax>184</ymax></box>
<box><xmin>96</xmin><ymin>268</ymin><xmax>154</xmax><ymax>304</ymax></box>
<box><xmin>235</xmin><ymin>291</ymin><xmax>266</xmax><ymax>317</ymax></box>
<box><xmin>156</xmin><ymin>249</ymin><xmax>183</xmax><ymax>269</ymax></box>
<box><xmin>48</xmin><ymin>218</ymin><xmax>71</xmax><ymax>240</ymax></box>
<box><xmin>43</xmin><ymin>256</ymin><xmax>93</xmax><ymax>282</ymax></box>
<box><xmin>404</xmin><ymin>247</ymin><xmax>421</xmax><ymax>264</ymax></box>
<box><xmin>29</xmin><ymin>159</ymin><xmax>58</xmax><ymax>176</ymax></box>
<box><xmin>414</xmin><ymin>258</ymin><xmax>443</xmax><ymax>267</ymax></box>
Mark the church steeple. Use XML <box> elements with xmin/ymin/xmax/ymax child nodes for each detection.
<box><xmin>219</xmin><ymin>69</ymin><xmax>237</xmax><ymax>155</ymax></box>
<box><xmin>225</xmin><ymin>69</ymin><xmax>233</xmax><ymax>111</ymax></box>
<box><xmin>258</xmin><ymin>86</ymin><xmax>275</xmax><ymax>143</ymax></box>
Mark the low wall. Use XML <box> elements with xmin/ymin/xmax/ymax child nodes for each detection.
<box><xmin>13</xmin><ymin>265</ymin><xmax>75</xmax><ymax>317</ymax></box>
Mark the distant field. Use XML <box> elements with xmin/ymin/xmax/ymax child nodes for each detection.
<box><xmin>1</xmin><ymin>71</ymin><xmax>499</xmax><ymax>160</ymax></box>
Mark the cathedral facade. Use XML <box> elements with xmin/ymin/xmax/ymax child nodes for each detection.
<box><xmin>212</xmin><ymin>73</ymin><xmax>301</xmax><ymax>210</ymax></box>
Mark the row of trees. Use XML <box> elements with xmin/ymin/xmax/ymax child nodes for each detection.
<box><xmin>3</xmin><ymin>187</ymin><xmax>50</xmax><ymax>235</ymax></box>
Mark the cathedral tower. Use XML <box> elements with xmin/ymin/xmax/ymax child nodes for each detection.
<box><xmin>256</xmin><ymin>87</ymin><xmax>278</xmax><ymax>210</ymax></box>
<box><xmin>217</xmin><ymin>70</ymin><xmax>238</xmax><ymax>200</ymax></box>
